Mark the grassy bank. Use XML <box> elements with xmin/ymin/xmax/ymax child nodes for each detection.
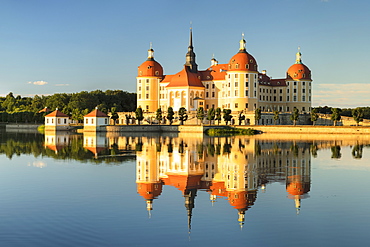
<box><xmin>205</xmin><ymin>127</ymin><xmax>258</xmax><ymax>136</ymax></box>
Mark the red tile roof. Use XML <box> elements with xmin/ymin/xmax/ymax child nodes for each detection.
<box><xmin>84</xmin><ymin>109</ymin><xmax>108</xmax><ymax>117</ymax></box>
<box><xmin>166</xmin><ymin>66</ymin><xmax>204</xmax><ymax>88</ymax></box>
<box><xmin>45</xmin><ymin>109</ymin><xmax>69</xmax><ymax>117</ymax></box>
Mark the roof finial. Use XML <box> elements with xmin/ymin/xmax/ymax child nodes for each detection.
<box><xmin>239</xmin><ymin>32</ymin><xmax>246</xmax><ymax>51</ymax></box>
<box><xmin>147</xmin><ymin>42</ymin><xmax>154</xmax><ymax>60</ymax></box>
<box><xmin>295</xmin><ymin>46</ymin><xmax>302</xmax><ymax>64</ymax></box>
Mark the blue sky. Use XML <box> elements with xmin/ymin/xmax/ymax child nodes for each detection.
<box><xmin>0</xmin><ymin>0</ymin><xmax>369</xmax><ymax>108</ymax></box>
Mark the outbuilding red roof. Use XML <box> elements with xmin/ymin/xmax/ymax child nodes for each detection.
<box><xmin>84</xmin><ymin>109</ymin><xmax>108</xmax><ymax>117</ymax></box>
<box><xmin>45</xmin><ymin>109</ymin><xmax>69</xmax><ymax>117</ymax></box>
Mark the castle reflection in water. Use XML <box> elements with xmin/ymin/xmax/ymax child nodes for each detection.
<box><xmin>134</xmin><ymin>134</ymin><xmax>311</xmax><ymax>228</ymax></box>
<box><xmin>43</xmin><ymin>131</ymin><xmax>369</xmax><ymax>228</ymax></box>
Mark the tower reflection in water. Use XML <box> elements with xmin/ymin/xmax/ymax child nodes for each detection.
<box><xmin>135</xmin><ymin>135</ymin><xmax>311</xmax><ymax>228</ymax></box>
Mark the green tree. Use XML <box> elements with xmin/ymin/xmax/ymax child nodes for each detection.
<box><xmin>238</xmin><ymin>111</ymin><xmax>245</xmax><ymax>125</ymax></box>
<box><xmin>215</xmin><ymin>107</ymin><xmax>222</xmax><ymax>125</ymax></box>
<box><xmin>1</xmin><ymin>92</ymin><xmax>16</xmax><ymax>112</ymax></box>
<box><xmin>222</xmin><ymin>109</ymin><xmax>232</xmax><ymax>125</ymax></box>
<box><xmin>135</xmin><ymin>107</ymin><xmax>144</xmax><ymax>125</ymax></box>
<box><xmin>254</xmin><ymin>108</ymin><xmax>261</xmax><ymax>125</ymax></box>
<box><xmin>110</xmin><ymin>107</ymin><xmax>119</xmax><ymax>125</ymax></box>
<box><xmin>352</xmin><ymin>107</ymin><xmax>364</xmax><ymax>126</ymax></box>
<box><xmin>331</xmin><ymin>108</ymin><xmax>341</xmax><ymax>126</ymax></box>
<box><xmin>167</xmin><ymin>107</ymin><xmax>174</xmax><ymax>125</ymax></box>
<box><xmin>311</xmin><ymin>108</ymin><xmax>319</xmax><ymax>126</ymax></box>
<box><xmin>290</xmin><ymin>107</ymin><xmax>299</xmax><ymax>126</ymax></box>
<box><xmin>196</xmin><ymin>107</ymin><xmax>205</xmax><ymax>125</ymax></box>
<box><xmin>155</xmin><ymin>108</ymin><xmax>163</xmax><ymax>124</ymax></box>
<box><xmin>207</xmin><ymin>107</ymin><xmax>215</xmax><ymax>125</ymax></box>
<box><xmin>273</xmin><ymin>110</ymin><xmax>279</xmax><ymax>125</ymax></box>
<box><xmin>178</xmin><ymin>107</ymin><xmax>188</xmax><ymax>125</ymax></box>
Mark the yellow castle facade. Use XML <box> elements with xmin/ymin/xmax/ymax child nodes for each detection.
<box><xmin>137</xmin><ymin>30</ymin><xmax>312</xmax><ymax>115</ymax></box>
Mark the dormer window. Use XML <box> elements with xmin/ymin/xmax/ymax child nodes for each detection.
<box><xmin>155</xmin><ymin>71</ymin><xmax>159</xmax><ymax>75</ymax></box>
<box><xmin>235</xmin><ymin>64</ymin><xmax>239</xmax><ymax>69</ymax></box>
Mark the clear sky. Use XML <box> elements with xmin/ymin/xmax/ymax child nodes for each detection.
<box><xmin>0</xmin><ymin>0</ymin><xmax>369</xmax><ymax>108</ymax></box>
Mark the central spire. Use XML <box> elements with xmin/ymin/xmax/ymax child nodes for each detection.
<box><xmin>185</xmin><ymin>25</ymin><xmax>198</xmax><ymax>73</ymax></box>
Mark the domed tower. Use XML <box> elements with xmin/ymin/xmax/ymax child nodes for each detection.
<box><xmin>222</xmin><ymin>34</ymin><xmax>259</xmax><ymax>112</ymax></box>
<box><xmin>137</xmin><ymin>44</ymin><xmax>164</xmax><ymax>112</ymax></box>
<box><xmin>285</xmin><ymin>48</ymin><xmax>312</xmax><ymax>113</ymax></box>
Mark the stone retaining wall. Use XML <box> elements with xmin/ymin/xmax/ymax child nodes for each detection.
<box><xmin>243</xmin><ymin>125</ymin><xmax>370</xmax><ymax>134</ymax></box>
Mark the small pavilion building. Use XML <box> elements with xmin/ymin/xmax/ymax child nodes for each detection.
<box><xmin>84</xmin><ymin>107</ymin><xmax>109</xmax><ymax>131</ymax></box>
<box><xmin>44</xmin><ymin>108</ymin><xmax>70</xmax><ymax>131</ymax></box>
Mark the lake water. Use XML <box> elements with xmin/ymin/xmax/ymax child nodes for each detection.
<box><xmin>0</xmin><ymin>130</ymin><xmax>370</xmax><ymax>247</ymax></box>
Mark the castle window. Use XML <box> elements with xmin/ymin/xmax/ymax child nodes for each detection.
<box><xmin>245</xmin><ymin>90</ymin><xmax>248</xmax><ymax>96</ymax></box>
<box><xmin>294</xmin><ymin>81</ymin><xmax>297</xmax><ymax>86</ymax></box>
<box><xmin>206</xmin><ymin>92</ymin><xmax>209</xmax><ymax>97</ymax></box>
<box><xmin>246</xmin><ymin>64</ymin><xmax>249</xmax><ymax>69</ymax></box>
<box><xmin>302</xmin><ymin>96</ymin><xmax>306</xmax><ymax>101</ymax></box>
<box><xmin>246</xmin><ymin>103</ymin><xmax>248</xmax><ymax>108</ymax></box>
<box><xmin>274</xmin><ymin>96</ymin><xmax>276</xmax><ymax>101</ymax></box>
<box><xmin>138</xmin><ymin>94</ymin><xmax>141</xmax><ymax>99</ymax></box>
<box><xmin>293</xmin><ymin>96</ymin><xmax>297</xmax><ymax>101</ymax></box>
<box><xmin>235</xmin><ymin>90</ymin><xmax>238</xmax><ymax>96</ymax></box>
<box><xmin>146</xmin><ymin>94</ymin><xmax>149</xmax><ymax>99</ymax></box>
<box><xmin>206</xmin><ymin>84</ymin><xmax>209</xmax><ymax>89</ymax></box>
<box><xmin>138</xmin><ymin>80</ymin><xmax>141</xmax><ymax>83</ymax></box>
<box><xmin>212</xmin><ymin>84</ymin><xmax>215</xmax><ymax>89</ymax></box>
<box><xmin>235</xmin><ymin>82</ymin><xmax>238</xmax><ymax>87</ymax></box>
<box><xmin>303</xmin><ymin>81</ymin><xmax>305</xmax><ymax>86</ymax></box>
<box><xmin>294</xmin><ymin>89</ymin><xmax>297</xmax><ymax>93</ymax></box>
<box><xmin>280</xmin><ymin>96</ymin><xmax>282</xmax><ymax>101</ymax></box>
<box><xmin>280</xmin><ymin>89</ymin><xmax>282</xmax><ymax>93</ymax></box>
<box><xmin>303</xmin><ymin>88</ymin><xmax>305</xmax><ymax>93</ymax></box>
<box><xmin>146</xmin><ymin>86</ymin><xmax>149</xmax><ymax>90</ymax></box>
<box><xmin>138</xmin><ymin>87</ymin><xmax>141</xmax><ymax>91</ymax></box>
<box><xmin>287</xmin><ymin>96</ymin><xmax>290</xmax><ymax>101</ymax></box>
<box><xmin>287</xmin><ymin>89</ymin><xmax>290</xmax><ymax>93</ymax></box>
<box><xmin>302</xmin><ymin>107</ymin><xmax>306</xmax><ymax>112</ymax></box>
<box><xmin>146</xmin><ymin>79</ymin><xmax>149</xmax><ymax>83</ymax></box>
<box><xmin>235</xmin><ymin>103</ymin><xmax>238</xmax><ymax>108</ymax></box>
<box><xmin>146</xmin><ymin>105</ymin><xmax>149</xmax><ymax>111</ymax></box>
<box><xmin>235</xmin><ymin>64</ymin><xmax>239</xmax><ymax>69</ymax></box>
<box><xmin>212</xmin><ymin>92</ymin><xmax>215</xmax><ymax>97</ymax></box>
<box><xmin>274</xmin><ymin>89</ymin><xmax>276</xmax><ymax>93</ymax></box>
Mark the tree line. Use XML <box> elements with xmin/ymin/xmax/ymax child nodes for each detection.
<box><xmin>0</xmin><ymin>90</ymin><xmax>136</xmax><ymax>123</ymax></box>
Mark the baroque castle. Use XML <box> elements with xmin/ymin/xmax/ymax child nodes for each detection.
<box><xmin>136</xmin><ymin>29</ymin><xmax>312</xmax><ymax>116</ymax></box>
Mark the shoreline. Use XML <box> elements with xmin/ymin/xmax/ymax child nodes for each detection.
<box><xmin>5</xmin><ymin>123</ymin><xmax>370</xmax><ymax>135</ymax></box>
